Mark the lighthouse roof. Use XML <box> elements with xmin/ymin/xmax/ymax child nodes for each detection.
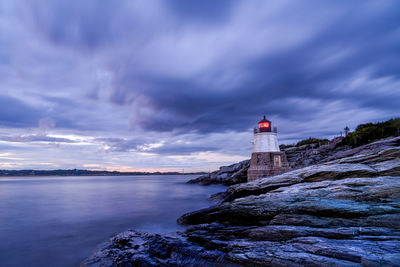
<box><xmin>258</xmin><ymin>115</ymin><xmax>270</xmax><ymax>123</ymax></box>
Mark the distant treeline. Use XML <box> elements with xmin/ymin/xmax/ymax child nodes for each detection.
<box><xmin>280</xmin><ymin>117</ymin><xmax>400</xmax><ymax>149</ymax></box>
<box><xmin>295</xmin><ymin>137</ymin><xmax>329</xmax><ymax>147</ymax></box>
<box><xmin>0</xmin><ymin>169</ymin><xmax>206</xmax><ymax>177</ymax></box>
<box><xmin>341</xmin><ymin>117</ymin><xmax>400</xmax><ymax>147</ymax></box>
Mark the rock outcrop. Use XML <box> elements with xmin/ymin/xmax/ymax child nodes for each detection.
<box><xmin>81</xmin><ymin>230</ymin><xmax>229</xmax><ymax>267</ymax></box>
<box><xmin>187</xmin><ymin>160</ymin><xmax>249</xmax><ymax>186</ymax></box>
<box><xmin>283</xmin><ymin>137</ymin><xmax>347</xmax><ymax>168</ymax></box>
<box><xmin>189</xmin><ymin>136</ymin><xmax>399</xmax><ymax>186</ymax></box>
<box><xmin>186</xmin><ymin>137</ymin><xmax>347</xmax><ymax>186</ymax></box>
<box><xmin>206</xmin><ymin>137</ymin><xmax>400</xmax><ymax>204</ymax></box>
<box><xmin>84</xmin><ymin>137</ymin><xmax>400</xmax><ymax>266</ymax></box>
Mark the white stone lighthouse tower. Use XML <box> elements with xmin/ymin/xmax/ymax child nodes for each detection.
<box><xmin>247</xmin><ymin>116</ymin><xmax>290</xmax><ymax>181</ymax></box>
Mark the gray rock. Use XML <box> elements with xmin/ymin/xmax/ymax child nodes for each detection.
<box><xmin>175</xmin><ymin>140</ymin><xmax>400</xmax><ymax>265</ymax></box>
<box><xmin>188</xmin><ymin>137</ymin><xmax>400</xmax><ymax>186</ymax></box>
<box><xmin>217</xmin><ymin>173</ymin><xmax>229</xmax><ymax>180</ymax></box>
<box><xmin>84</xmin><ymin>137</ymin><xmax>400</xmax><ymax>266</ymax></box>
<box><xmin>81</xmin><ymin>230</ymin><xmax>235</xmax><ymax>267</ymax></box>
<box><xmin>219</xmin><ymin>166</ymin><xmax>235</xmax><ymax>173</ymax></box>
<box><xmin>208</xmin><ymin>141</ymin><xmax>400</xmax><ymax>204</ymax></box>
<box><xmin>187</xmin><ymin>160</ymin><xmax>249</xmax><ymax>186</ymax></box>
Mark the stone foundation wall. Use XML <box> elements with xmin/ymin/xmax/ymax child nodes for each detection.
<box><xmin>247</xmin><ymin>151</ymin><xmax>290</xmax><ymax>182</ymax></box>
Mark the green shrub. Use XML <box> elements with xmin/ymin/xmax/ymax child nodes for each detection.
<box><xmin>295</xmin><ymin>137</ymin><xmax>329</xmax><ymax>147</ymax></box>
<box><xmin>341</xmin><ymin>118</ymin><xmax>400</xmax><ymax>147</ymax></box>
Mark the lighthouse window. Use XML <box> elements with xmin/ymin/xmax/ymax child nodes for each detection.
<box><xmin>274</xmin><ymin>155</ymin><xmax>281</xmax><ymax>166</ymax></box>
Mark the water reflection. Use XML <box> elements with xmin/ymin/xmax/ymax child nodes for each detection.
<box><xmin>0</xmin><ymin>175</ymin><xmax>225</xmax><ymax>267</ymax></box>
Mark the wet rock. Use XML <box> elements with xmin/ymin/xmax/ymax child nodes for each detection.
<box><xmin>81</xmin><ymin>230</ymin><xmax>234</xmax><ymax>267</ymax></box>
<box><xmin>84</xmin><ymin>137</ymin><xmax>400</xmax><ymax>266</ymax></box>
<box><xmin>175</xmin><ymin>141</ymin><xmax>400</xmax><ymax>265</ymax></box>
<box><xmin>184</xmin><ymin>224</ymin><xmax>400</xmax><ymax>266</ymax></box>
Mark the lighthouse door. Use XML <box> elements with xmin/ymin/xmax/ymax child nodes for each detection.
<box><xmin>274</xmin><ymin>155</ymin><xmax>281</xmax><ymax>167</ymax></box>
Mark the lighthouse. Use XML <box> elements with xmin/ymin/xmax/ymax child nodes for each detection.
<box><xmin>247</xmin><ymin>116</ymin><xmax>290</xmax><ymax>182</ymax></box>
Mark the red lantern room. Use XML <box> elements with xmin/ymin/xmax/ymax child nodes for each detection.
<box><xmin>258</xmin><ymin>115</ymin><xmax>271</xmax><ymax>132</ymax></box>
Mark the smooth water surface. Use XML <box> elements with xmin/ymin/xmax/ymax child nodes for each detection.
<box><xmin>0</xmin><ymin>175</ymin><xmax>225</xmax><ymax>267</ymax></box>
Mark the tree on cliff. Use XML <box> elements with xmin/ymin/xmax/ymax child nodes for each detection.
<box><xmin>344</xmin><ymin>126</ymin><xmax>350</xmax><ymax>136</ymax></box>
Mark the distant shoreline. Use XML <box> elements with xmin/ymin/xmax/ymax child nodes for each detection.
<box><xmin>0</xmin><ymin>169</ymin><xmax>206</xmax><ymax>177</ymax></box>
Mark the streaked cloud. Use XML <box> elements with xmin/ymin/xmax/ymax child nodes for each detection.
<box><xmin>0</xmin><ymin>0</ymin><xmax>399</xmax><ymax>170</ymax></box>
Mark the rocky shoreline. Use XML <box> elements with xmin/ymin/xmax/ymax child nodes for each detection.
<box><xmin>186</xmin><ymin>137</ymin><xmax>351</xmax><ymax>186</ymax></box>
<box><xmin>82</xmin><ymin>137</ymin><xmax>400</xmax><ymax>266</ymax></box>
<box><xmin>187</xmin><ymin>160</ymin><xmax>250</xmax><ymax>186</ymax></box>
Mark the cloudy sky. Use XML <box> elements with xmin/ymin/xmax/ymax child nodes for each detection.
<box><xmin>0</xmin><ymin>1</ymin><xmax>399</xmax><ymax>172</ymax></box>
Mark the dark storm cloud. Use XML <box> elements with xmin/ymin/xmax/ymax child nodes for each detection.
<box><xmin>165</xmin><ymin>0</ymin><xmax>236</xmax><ymax>24</ymax></box>
<box><xmin>3</xmin><ymin>0</ymin><xmax>400</xmax><ymax>170</ymax></box>
<box><xmin>0</xmin><ymin>95</ymin><xmax>43</xmax><ymax>128</ymax></box>
<box><xmin>0</xmin><ymin>94</ymin><xmax>95</xmax><ymax>131</ymax></box>
<box><xmin>24</xmin><ymin>0</ymin><xmax>124</xmax><ymax>50</ymax></box>
<box><xmin>37</xmin><ymin>96</ymin><xmax>108</xmax><ymax>131</ymax></box>
<box><xmin>102</xmin><ymin>1</ymin><xmax>400</xmax><ymax>134</ymax></box>
<box><xmin>3</xmin><ymin>1</ymin><xmax>400</xmax><ymax>138</ymax></box>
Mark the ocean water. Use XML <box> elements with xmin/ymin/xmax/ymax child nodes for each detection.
<box><xmin>0</xmin><ymin>175</ymin><xmax>225</xmax><ymax>267</ymax></box>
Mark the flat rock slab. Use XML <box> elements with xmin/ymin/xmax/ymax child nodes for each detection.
<box><xmin>84</xmin><ymin>138</ymin><xmax>400</xmax><ymax>266</ymax></box>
